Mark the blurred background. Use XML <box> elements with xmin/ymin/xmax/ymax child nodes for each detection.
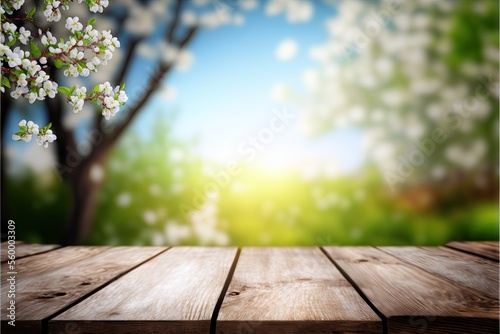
<box><xmin>1</xmin><ymin>0</ymin><xmax>498</xmax><ymax>246</ymax></box>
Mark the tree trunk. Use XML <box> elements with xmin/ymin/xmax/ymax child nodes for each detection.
<box><xmin>1</xmin><ymin>97</ymin><xmax>12</xmax><ymax>240</ymax></box>
<box><xmin>4</xmin><ymin>0</ymin><xmax>196</xmax><ymax>245</ymax></box>
<box><xmin>61</xmin><ymin>157</ymin><xmax>106</xmax><ymax>245</ymax></box>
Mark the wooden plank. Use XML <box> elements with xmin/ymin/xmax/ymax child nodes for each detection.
<box><xmin>1</xmin><ymin>246</ymin><xmax>165</xmax><ymax>334</ymax></box>
<box><xmin>217</xmin><ymin>247</ymin><xmax>382</xmax><ymax>334</ymax></box>
<box><xmin>446</xmin><ymin>241</ymin><xmax>499</xmax><ymax>261</ymax></box>
<box><xmin>1</xmin><ymin>241</ymin><xmax>61</xmax><ymax>262</ymax></box>
<box><xmin>50</xmin><ymin>247</ymin><xmax>238</xmax><ymax>334</ymax></box>
<box><xmin>323</xmin><ymin>246</ymin><xmax>499</xmax><ymax>334</ymax></box>
<box><xmin>379</xmin><ymin>246</ymin><xmax>499</xmax><ymax>299</ymax></box>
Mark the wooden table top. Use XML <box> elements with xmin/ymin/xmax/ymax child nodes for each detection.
<box><xmin>1</xmin><ymin>241</ymin><xmax>498</xmax><ymax>334</ymax></box>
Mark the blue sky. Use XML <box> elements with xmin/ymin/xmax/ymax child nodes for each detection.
<box><xmin>129</xmin><ymin>1</ymin><xmax>364</xmax><ymax>174</ymax></box>
<box><xmin>5</xmin><ymin>1</ymin><xmax>364</xmax><ymax>176</ymax></box>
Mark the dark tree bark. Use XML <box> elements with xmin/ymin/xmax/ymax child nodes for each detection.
<box><xmin>57</xmin><ymin>0</ymin><xmax>198</xmax><ymax>244</ymax></box>
<box><xmin>62</xmin><ymin>150</ymin><xmax>108</xmax><ymax>244</ymax></box>
<box><xmin>1</xmin><ymin>96</ymin><xmax>12</xmax><ymax>240</ymax></box>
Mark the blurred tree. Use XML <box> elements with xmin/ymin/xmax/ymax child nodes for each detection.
<box><xmin>1</xmin><ymin>0</ymin><xmax>246</xmax><ymax>244</ymax></box>
<box><xmin>294</xmin><ymin>0</ymin><xmax>499</xmax><ymax>209</ymax></box>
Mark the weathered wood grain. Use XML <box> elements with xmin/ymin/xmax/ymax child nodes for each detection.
<box><xmin>1</xmin><ymin>246</ymin><xmax>165</xmax><ymax>334</ymax></box>
<box><xmin>379</xmin><ymin>246</ymin><xmax>499</xmax><ymax>299</ymax></box>
<box><xmin>1</xmin><ymin>241</ymin><xmax>61</xmax><ymax>262</ymax></box>
<box><xmin>323</xmin><ymin>247</ymin><xmax>499</xmax><ymax>334</ymax></box>
<box><xmin>446</xmin><ymin>241</ymin><xmax>499</xmax><ymax>261</ymax></box>
<box><xmin>50</xmin><ymin>247</ymin><xmax>238</xmax><ymax>334</ymax></box>
<box><xmin>217</xmin><ymin>247</ymin><xmax>382</xmax><ymax>334</ymax></box>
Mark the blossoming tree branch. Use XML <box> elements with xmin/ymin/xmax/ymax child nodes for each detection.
<box><xmin>1</xmin><ymin>0</ymin><xmax>128</xmax><ymax>148</ymax></box>
<box><xmin>0</xmin><ymin>0</ymin><xmax>238</xmax><ymax>244</ymax></box>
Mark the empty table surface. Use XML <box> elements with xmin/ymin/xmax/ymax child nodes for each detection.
<box><xmin>1</xmin><ymin>241</ymin><xmax>497</xmax><ymax>334</ymax></box>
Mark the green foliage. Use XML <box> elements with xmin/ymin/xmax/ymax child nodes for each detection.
<box><xmin>26</xmin><ymin>6</ymin><xmax>36</xmax><ymax>20</ymax></box>
<box><xmin>1</xmin><ymin>76</ymin><xmax>11</xmax><ymax>88</ymax></box>
<box><xmin>29</xmin><ymin>42</ymin><xmax>41</xmax><ymax>57</ymax></box>
<box><xmin>89</xmin><ymin>113</ymin><xmax>208</xmax><ymax>245</ymax></box>
<box><xmin>57</xmin><ymin>86</ymin><xmax>71</xmax><ymax>97</ymax></box>
<box><xmin>5</xmin><ymin>120</ymin><xmax>498</xmax><ymax>246</ymax></box>
<box><xmin>85</xmin><ymin>117</ymin><xmax>498</xmax><ymax>246</ymax></box>
<box><xmin>54</xmin><ymin>59</ymin><xmax>63</xmax><ymax>69</ymax></box>
<box><xmin>5</xmin><ymin>173</ymin><xmax>69</xmax><ymax>244</ymax></box>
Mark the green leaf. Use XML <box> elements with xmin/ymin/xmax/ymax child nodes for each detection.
<box><xmin>19</xmin><ymin>126</ymin><xmax>27</xmax><ymax>131</ymax></box>
<box><xmin>27</xmin><ymin>6</ymin><xmax>36</xmax><ymax>19</ymax></box>
<box><xmin>1</xmin><ymin>76</ymin><xmax>11</xmax><ymax>88</ymax></box>
<box><xmin>88</xmin><ymin>18</ymin><xmax>96</xmax><ymax>26</ymax></box>
<box><xmin>30</xmin><ymin>42</ymin><xmax>42</xmax><ymax>57</ymax></box>
<box><xmin>5</xmin><ymin>38</ymin><xmax>16</xmax><ymax>48</ymax></box>
<box><xmin>57</xmin><ymin>86</ymin><xmax>71</xmax><ymax>97</ymax></box>
<box><xmin>70</xmin><ymin>86</ymin><xmax>76</xmax><ymax>95</ymax></box>
<box><xmin>93</xmin><ymin>84</ymin><xmax>101</xmax><ymax>93</ymax></box>
<box><xmin>54</xmin><ymin>59</ymin><xmax>63</xmax><ymax>69</ymax></box>
<box><xmin>120</xmin><ymin>82</ymin><xmax>126</xmax><ymax>90</ymax></box>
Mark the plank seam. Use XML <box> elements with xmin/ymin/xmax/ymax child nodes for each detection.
<box><xmin>41</xmin><ymin>246</ymin><xmax>172</xmax><ymax>334</ymax></box>
<box><xmin>444</xmin><ymin>244</ymin><xmax>498</xmax><ymax>262</ymax></box>
<box><xmin>210</xmin><ymin>247</ymin><xmax>241</xmax><ymax>334</ymax></box>
<box><xmin>320</xmin><ymin>246</ymin><xmax>388</xmax><ymax>334</ymax></box>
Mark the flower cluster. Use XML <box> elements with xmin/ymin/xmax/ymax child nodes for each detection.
<box><xmin>69</xmin><ymin>86</ymin><xmax>86</xmax><ymax>112</ymax></box>
<box><xmin>97</xmin><ymin>82</ymin><xmax>128</xmax><ymax>120</ymax></box>
<box><xmin>12</xmin><ymin>119</ymin><xmax>38</xmax><ymax>142</ymax></box>
<box><xmin>42</xmin><ymin>0</ymin><xmax>109</xmax><ymax>22</ymax></box>
<box><xmin>43</xmin><ymin>0</ymin><xmax>65</xmax><ymax>22</ymax></box>
<box><xmin>40</xmin><ymin>18</ymin><xmax>120</xmax><ymax>78</ymax></box>
<box><xmin>12</xmin><ymin>120</ymin><xmax>56</xmax><ymax>148</ymax></box>
<box><xmin>1</xmin><ymin>0</ymin><xmax>126</xmax><ymax>146</ymax></box>
<box><xmin>80</xmin><ymin>0</ymin><xmax>109</xmax><ymax>14</ymax></box>
<box><xmin>1</xmin><ymin>46</ymin><xmax>59</xmax><ymax>101</ymax></box>
<box><xmin>37</xmin><ymin>128</ymin><xmax>57</xmax><ymax>148</ymax></box>
<box><xmin>59</xmin><ymin>82</ymin><xmax>128</xmax><ymax>119</ymax></box>
<box><xmin>1</xmin><ymin>21</ymin><xmax>32</xmax><ymax>46</ymax></box>
<box><xmin>0</xmin><ymin>0</ymin><xmax>25</xmax><ymax>15</ymax></box>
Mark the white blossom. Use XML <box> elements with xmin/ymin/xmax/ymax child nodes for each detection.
<box><xmin>2</xmin><ymin>0</ymin><xmax>127</xmax><ymax>146</ymax></box>
<box><xmin>41</xmin><ymin>31</ymin><xmax>57</xmax><ymax>46</ymax></box>
<box><xmin>36</xmin><ymin>129</ymin><xmax>57</xmax><ymax>148</ymax></box>
<box><xmin>27</xmin><ymin>121</ymin><xmax>39</xmax><ymax>135</ymax></box>
<box><xmin>69</xmin><ymin>86</ymin><xmax>87</xmax><ymax>113</ymax></box>
<box><xmin>18</xmin><ymin>27</ymin><xmax>30</xmax><ymax>44</ymax></box>
<box><xmin>43</xmin><ymin>5</ymin><xmax>62</xmax><ymax>22</ymax></box>
<box><xmin>11</xmin><ymin>0</ymin><xmax>25</xmax><ymax>10</ymax></box>
<box><xmin>65</xmin><ymin>17</ymin><xmax>83</xmax><ymax>33</ymax></box>
<box><xmin>12</xmin><ymin>119</ymin><xmax>41</xmax><ymax>143</ymax></box>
